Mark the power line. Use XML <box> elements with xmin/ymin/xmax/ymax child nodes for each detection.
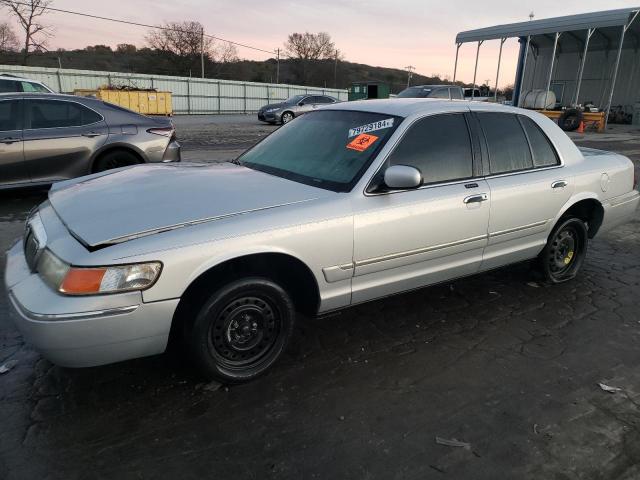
<box><xmin>0</xmin><ymin>0</ymin><xmax>276</xmax><ymax>55</ymax></box>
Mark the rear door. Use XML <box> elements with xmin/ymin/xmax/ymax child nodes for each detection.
<box><xmin>22</xmin><ymin>98</ymin><xmax>109</xmax><ymax>182</ymax></box>
<box><xmin>0</xmin><ymin>98</ymin><xmax>27</xmax><ymax>186</ymax></box>
<box><xmin>474</xmin><ymin>110</ymin><xmax>572</xmax><ymax>270</ymax></box>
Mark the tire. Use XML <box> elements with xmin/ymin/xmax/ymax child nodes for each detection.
<box><xmin>93</xmin><ymin>150</ymin><xmax>141</xmax><ymax>173</ymax></box>
<box><xmin>558</xmin><ymin>108</ymin><xmax>584</xmax><ymax>132</ymax></box>
<box><xmin>281</xmin><ymin>111</ymin><xmax>294</xmax><ymax>124</ymax></box>
<box><xmin>538</xmin><ymin>217</ymin><xmax>588</xmax><ymax>284</ymax></box>
<box><xmin>188</xmin><ymin>277</ymin><xmax>295</xmax><ymax>383</ymax></box>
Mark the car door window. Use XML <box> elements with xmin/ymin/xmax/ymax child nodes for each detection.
<box><xmin>478</xmin><ymin>112</ymin><xmax>533</xmax><ymax>174</ymax></box>
<box><xmin>313</xmin><ymin>96</ymin><xmax>334</xmax><ymax>104</ymax></box>
<box><xmin>387</xmin><ymin>113</ymin><xmax>473</xmax><ymax>184</ymax></box>
<box><xmin>21</xmin><ymin>81</ymin><xmax>50</xmax><ymax>93</ymax></box>
<box><xmin>0</xmin><ymin>100</ymin><xmax>22</xmax><ymax>131</ymax></box>
<box><xmin>0</xmin><ymin>80</ymin><xmax>19</xmax><ymax>93</ymax></box>
<box><xmin>450</xmin><ymin>88</ymin><xmax>463</xmax><ymax>100</ymax></box>
<box><xmin>519</xmin><ymin>115</ymin><xmax>560</xmax><ymax>168</ymax></box>
<box><xmin>299</xmin><ymin>96</ymin><xmax>312</xmax><ymax>105</ymax></box>
<box><xmin>430</xmin><ymin>88</ymin><xmax>450</xmax><ymax>99</ymax></box>
<box><xmin>26</xmin><ymin>100</ymin><xmax>102</xmax><ymax>129</ymax></box>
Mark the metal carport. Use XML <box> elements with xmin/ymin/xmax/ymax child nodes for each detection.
<box><xmin>454</xmin><ymin>8</ymin><xmax>640</xmax><ymax>126</ymax></box>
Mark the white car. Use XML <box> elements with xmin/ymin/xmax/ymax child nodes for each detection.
<box><xmin>5</xmin><ymin>99</ymin><xmax>639</xmax><ymax>383</ymax></box>
<box><xmin>0</xmin><ymin>74</ymin><xmax>54</xmax><ymax>93</ymax></box>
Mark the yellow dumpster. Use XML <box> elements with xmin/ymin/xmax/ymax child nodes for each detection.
<box><xmin>73</xmin><ymin>89</ymin><xmax>173</xmax><ymax>116</ymax></box>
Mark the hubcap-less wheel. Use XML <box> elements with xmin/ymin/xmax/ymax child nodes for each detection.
<box><xmin>282</xmin><ymin>112</ymin><xmax>293</xmax><ymax>124</ymax></box>
<box><xmin>540</xmin><ymin>218</ymin><xmax>587</xmax><ymax>283</ymax></box>
<box><xmin>210</xmin><ymin>296</ymin><xmax>281</xmax><ymax>368</ymax></box>
<box><xmin>189</xmin><ymin>277</ymin><xmax>295</xmax><ymax>383</ymax></box>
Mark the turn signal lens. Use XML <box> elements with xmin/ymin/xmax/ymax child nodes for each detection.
<box><xmin>60</xmin><ymin>269</ymin><xmax>106</xmax><ymax>294</ymax></box>
<box><xmin>59</xmin><ymin>263</ymin><xmax>162</xmax><ymax>295</ymax></box>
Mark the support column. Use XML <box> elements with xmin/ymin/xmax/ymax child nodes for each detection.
<box><xmin>472</xmin><ymin>40</ymin><xmax>483</xmax><ymax>99</ymax></box>
<box><xmin>517</xmin><ymin>36</ymin><xmax>531</xmax><ymax>107</ymax></box>
<box><xmin>573</xmin><ymin>28</ymin><xmax>594</xmax><ymax>105</ymax></box>
<box><xmin>605</xmin><ymin>11</ymin><xmax>639</xmax><ymax>128</ymax></box>
<box><xmin>544</xmin><ymin>32</ymin><xmax>561</xmax><ymax>111</ymax></box>
<box><xmin>494</xmin><ymin>38</ymin><xmax>506</xmax><ymax>102</ymax></box>
<box><xmin>453</xmin><ymin>42</ymin><xmax>462</xmax><ymax>82</ymax></box>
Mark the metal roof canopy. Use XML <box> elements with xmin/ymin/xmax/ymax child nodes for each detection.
<box><xmin>456</xmin><ymin>7</ymin><xmax>640</xmax><ymax>43</ymax></box>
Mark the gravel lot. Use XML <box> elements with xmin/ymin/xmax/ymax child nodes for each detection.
<box><xmin>1</xmin><ymin>116</ymin><xmax>639</xmax><ymax>479</ymax></box>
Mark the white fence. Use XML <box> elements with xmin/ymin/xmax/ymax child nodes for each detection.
<box><xmin>1</xmin><ymin>65</ymin><xmax>348</xmax><ymax>114</ymax></box>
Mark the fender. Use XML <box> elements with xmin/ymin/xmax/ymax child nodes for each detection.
<box><xmin>551</xmin><ymin>190</ymin><xmax>603</xmax><ymax>232</ymax></box>
<box><xmin>88</xmin><ymin>141</ymin><xmax>149</xmax><ymax>173</ymax></box>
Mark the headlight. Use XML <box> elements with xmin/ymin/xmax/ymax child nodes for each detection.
<box><xmin>266</xmin><ymin>108</ymin><xmax>279</xmax><ymax>113</ymax></box>
<box><xmin>37</xmin><ymin>250</ymin><xmax>161</xmax><ymax>295</ymax></box>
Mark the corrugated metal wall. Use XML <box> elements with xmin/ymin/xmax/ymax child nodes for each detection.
<box><xmin>0</xmin><ymin>65</ymin><xmax>349</xmax><ymax>114</ymax></box>
<box><xmin>520</xmin><ymin>45</ymin><xmax>640</xmax><ymax>109</ymax></box>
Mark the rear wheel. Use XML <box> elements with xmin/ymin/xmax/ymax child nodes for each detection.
<box><xmin>188</xmin><ymin>277</ymin><xmax>295</xmax><ymax>383</ymax></box>
<box><xmin>539</xmin><ymin>217</ymin><xmax>588</xmax><ymax>283</ymax></box>
<box><xmin>93</xmin><ymin>150</ymin><xmax>141</xmax><ymax>172</ymax></box>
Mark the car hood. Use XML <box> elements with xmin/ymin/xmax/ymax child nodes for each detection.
<box><xmin>260</xmin><ymin>102</ymin><xmax>286</xmax><ymax>111</ymax></box>
<box><xmin>48</xmin><ymin>163</ymin><xmax>327</xmax><ymax>248</ymax></box>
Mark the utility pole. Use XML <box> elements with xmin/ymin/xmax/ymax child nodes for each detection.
<box><xmin>334</xmin><ymin>50</ymin><xmax>339</xmax><ymax>88</ymax></box>
<box><xmin>405</xmin><ymin>65</ymin><xmax>415</xmax><ymax>87</ymax></box>
<box><xmin>276</xmin><ymin>48</ymin><xmax>280</xmax><ymax>84</ymax></box>
<box><xmin>200</xmin><ymin>27</ymin><xmax>205</xmax><ymax>79</ymax></box>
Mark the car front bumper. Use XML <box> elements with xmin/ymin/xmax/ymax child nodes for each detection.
<box><xmin>4</xmin><ymin>240</ymin><xmax>178</xmax><ymax>368</ymax></box>
<box><xmin>258</xmin><ymin>111</ymin><xmax>280</xmax><ymax>122</ymax></box>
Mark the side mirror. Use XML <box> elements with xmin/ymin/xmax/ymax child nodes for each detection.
<box><xmin>383</xmin><ymin>165</ymin><xmax>422</xmax><ymax>190</ymax></box>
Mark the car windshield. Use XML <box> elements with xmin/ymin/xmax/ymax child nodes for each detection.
<box><xmin>285</xmin><ymin>94</ymin><xmax>306</xmax><ymax>104</ymax></box>
<box><xmin>238</xmin><ymin>110</ymin><xmax>401</xmax><ymax>192</ymax></box>
<box><xmin>397</xmin><ymin>86</ymin><xmax>433</xmax><ymax>98</ymax></box>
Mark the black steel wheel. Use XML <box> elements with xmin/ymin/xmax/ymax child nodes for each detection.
<box><xmin>281</xmin><ymin>111</ymin><xmax>294</xmax><ymax>124</ymax></box>
<box><xmin>93</xmin><ymin>150</ymin><xmax>141</xmax><ymax>172</ymax></box>
<box><xmin>189</xmin><ymin>277</ymin><xmax>295</xmax><ymax>383</ymax></box>
<box><xmin>539</xmin><ymin>217</ymin><xmax>588</xmax><ymax>283</ymax></box>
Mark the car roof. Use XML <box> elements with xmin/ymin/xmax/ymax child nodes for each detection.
<box><xmin>324</xmin><ymin>98</ymin><xmax>519</xmax><ymax>118</ymax></box>
<box><xmin>0</xmin><ymin>92</ymin><xmax>89</xmax><ymax>101</ymax></box>
<box><xmin>0</xmin><ymin>74</ymin><xmax>44</xmax><ymax>83</ymax></box>
<box><xmin>405</xmin><ymin>85</ymin><xmax>456</xmax><ymax>89</ymax></box>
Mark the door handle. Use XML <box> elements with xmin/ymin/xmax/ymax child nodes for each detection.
<box><xmin>0</xmin><ymin>137</ymin><xmax>21</xmax><ymax>144</ymax></box>
<box><xmin>82</xmin><ymin>132</ymin><xmax>101</xmax><ymax>138</ymax></box>
<box><xmin>551</xmin><ymin>180</ymin><xmax>568</xmax><ymax>189</ymax></box>
<box><xmin>463</xmin><ymin>193</ymin><xmax>488</xmax><ymax>204</ymax></box>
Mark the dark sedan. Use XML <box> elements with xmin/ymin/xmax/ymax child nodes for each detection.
<box><xmin>0</xmin><ymin>93</ymin><xmax>180</xmax><ymax>189</ymax></box>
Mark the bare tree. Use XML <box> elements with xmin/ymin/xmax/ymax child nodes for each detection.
<box><xmin>0</xmin><ymin>21</ymin><xmax>19</xmax><ymax>52</ymax></box>
<box><xmin>1</xmin><ymin>0</ymin><xmax>53</xmax><ymax>64</ymax></box>
<box><xmin>284</xmin><ymin>32</ymin><xmax>336</xmax><ymax>61</ymax></box>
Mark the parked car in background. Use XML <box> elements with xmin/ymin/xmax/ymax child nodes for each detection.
<box><xmin>5</xmin><ymin>99</ymin><xmax>638</xmax><ymax>383</ymax></box>
<box><xmin>0</xmin><ymin>74</ymin><xmax>54</xmax><ymax>93</ymax></box>
<box><xmin>396</xmin><ymin>85</ymin><xmax>464</xmax><ymax>100</ymax></box>
<box><xmin>0</xmin><ymin>93</ymin><xmax>180</xmax><ymax>189</ymax></box>
<box><xmin>258</xmin><ymin>94</ymin><xmax>339</xmax><ymax>124</ymax></box>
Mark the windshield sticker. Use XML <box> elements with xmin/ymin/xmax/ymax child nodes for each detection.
<box><xmin>348</xmin><ymin>118</ymin><xmax>394</xmax><ymax>138</ymax></box>
<box><xmin>346</xmin><ymin>133</ymin><xmax>379</xmax><ymax>152</ymax></box>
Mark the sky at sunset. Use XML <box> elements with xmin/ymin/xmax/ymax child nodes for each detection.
<box><xmin>4</xmin><ymin>0</ymin><xmax>640</xmax><ymax>88</ymax></box>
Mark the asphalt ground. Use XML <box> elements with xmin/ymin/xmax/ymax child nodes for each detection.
<box><xmin>1</xmin><ymin>116</ymin><xmax>639</xmax><ymax>479</ymax></box>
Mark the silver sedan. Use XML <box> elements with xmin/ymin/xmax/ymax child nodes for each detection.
<box><xmin>4</xmin><ymin>99</ymin><xmax>639</xmax><ymax>383</ymax></box>
<box><xmin>258</xmin><ymin>94</ymin><xmax>339</xmax><ymax>124</ymax></box>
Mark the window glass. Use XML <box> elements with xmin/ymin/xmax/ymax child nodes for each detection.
<box><xmin>21</xmin><ymin>81</ymin><xmax>50</xmax><ymax>93</ymax></box>
<box><xmin>26</xmin><ymin>100</ymin><xmax>102</xmax><ymax>129</ymax></box>
<box><xmin>387</xmin><ymin>114</ymin><xmax>473</xmax><ymax>184</ymax></box>
<box><xmin>397</xmin><ymin>86</ymin><xmax>432</xmax><ymax>98</ymax></box>
<box><xmin>314</xmin><ymin>96</ymin><xmax>334</xmax><ymax>104</ymax></box>
<box><xmin>450</xmin><ymin>88</ymin><xmax>463</xmax><ymax>100</ymax></box>
<box><xmin>0</xmin><ymin>100</ymin><xmax>21</xmax><ymax>131</ymax></box>
<box><xmin>430</xmin><ymin>88</ymin><xmax>450</xmax><ymax>99</ymax></box>
<box><xmin>0</xmin><ymin>80</ymin><xmax>19</xmax><ymax>93</ymax></box>
<box><xmin>519</xmin><ymin>116</ymin><xmax>559</xmax><ymax>167</ymax></box>
<box><xmin>239</xmin><ymin>110</ymin><xmax>400</xmax><ymax>192</ymax></box>
<box><xmin>479</xmin><ymin>112</ymin><xmax>533</xmax><ymax>174</ymax></box>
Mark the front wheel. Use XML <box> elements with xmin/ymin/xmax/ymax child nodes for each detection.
<box><xmin>281</xmin><ymin>111</ymin><xmax>294</xmax><ymax>124</ymax></box>
<box><xmin>539</xmin><ymin>217</ymin><xmax>588</xmax><ymax>283</ymax></box>
<box><xmin>188</xmin><ymin>277</ymin><xmax>295</xmax><ymax>383</ymax></box>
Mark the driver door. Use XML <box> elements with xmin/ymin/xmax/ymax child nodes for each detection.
<box><xmin>351</xmin><ymin>112</ymin><xmax>490</xmax><ymax>304</ymax></box>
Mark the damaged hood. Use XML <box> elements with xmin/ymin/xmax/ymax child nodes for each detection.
<box><xmin>48</xmin><ymin>163</ymin><xmax>326</xmax><ymax>248</ymax></box>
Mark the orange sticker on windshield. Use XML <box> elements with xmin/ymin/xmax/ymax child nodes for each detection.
<box><xmin>346</xmin><ymin>133</ymin><xmax>379</xmax><ymax>152</ymax></box>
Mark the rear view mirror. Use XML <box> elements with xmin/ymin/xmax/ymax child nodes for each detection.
<box><xmin>383</xmin><ymin>165</ymin><xmax>422</xmax><ymax>190</ymax></box>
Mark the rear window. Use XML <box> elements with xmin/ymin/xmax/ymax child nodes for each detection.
<box><xmin>519</xmin><ymin>116</ymin><xmax>560</xmax><ymax>168</ymax></box>
<box><xmin>0</xmin><ymin>79</ymin><xmax>19</xmax><ymax>93</ymax></box>
<box><xmin>21</xmin><ymin>81</ymin><xmax>50</xmax><ymax>93</ymax></box>
<box><xmin>478</xmin><ymin>112</ymin><xmax>533</xmax><ymax>174</ymax></box>
<box><xmin>397</xmin><ymin>86</ymin><xmax>432</xmax><ymax>98</ymax></box>
<box><xmin>239</xmin><ymin>110</ymin><xmax>401</xmax><ymax>192</ymax></box>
